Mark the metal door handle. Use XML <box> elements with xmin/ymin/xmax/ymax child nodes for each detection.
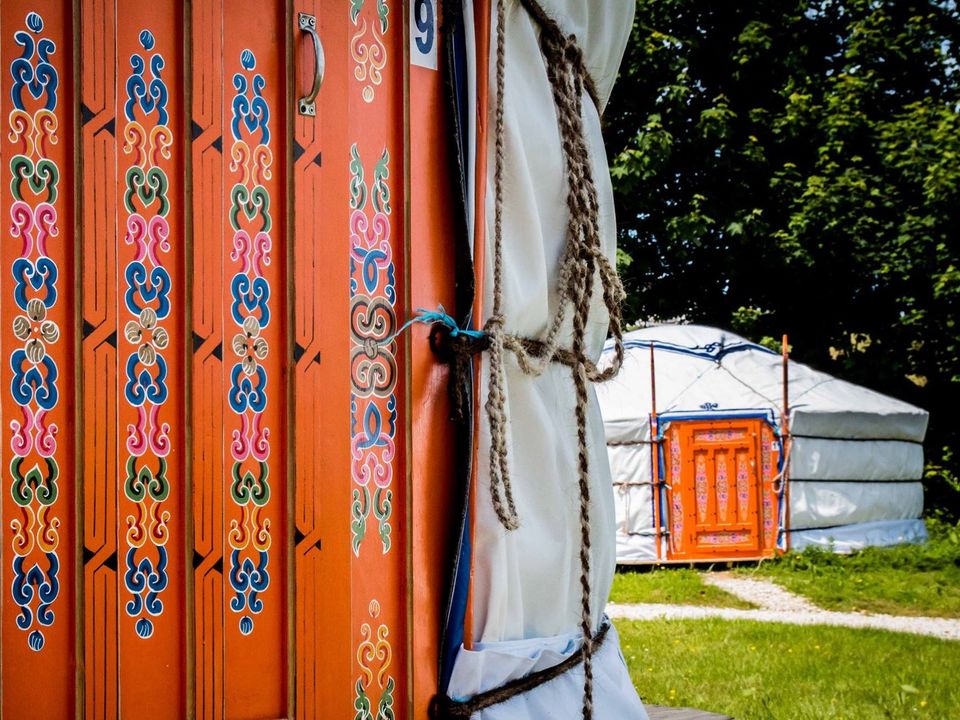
<box><xmin>298</xmin><ymin>12</ymin><xmax>323</xmax><ymax>116</ymax></box>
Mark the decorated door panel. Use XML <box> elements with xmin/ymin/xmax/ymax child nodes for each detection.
<box><xmin>0</xmin><ymin>0</ymin><xmax>456</xmax><ymax>716</ymax></box>
<box><xmin>291</xmin><ymin>1</ymin><xmax>409</xmax><ymax>717</ymax></box>
<box><xmin>663</xmin><ymin>418</ymin><xmax>779</xmax><ymax>560</ymax></box>
<box><xmin>191</xmin><ymin>2</ymin><xmax>290</xmax><ymax>718</ymax></box>
<box><xmin>1</xmin><ymin>3</ymin><xmax>76</xmax><ymax>718</ymax></box>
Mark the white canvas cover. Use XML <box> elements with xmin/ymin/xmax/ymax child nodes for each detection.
<box><xmin>446</xmin><ymin>2</ymin><xmax>648</xmax><ymax>718</ymax></box>
<box><xmin>596</xmin><ymin>325</ymin><xmax>929</xmax><ymax>560</ymax></box>
<box><xmin>791</xmin><ymin>519</ymin><xmax>929</xmax><ymax>552</ymax></box>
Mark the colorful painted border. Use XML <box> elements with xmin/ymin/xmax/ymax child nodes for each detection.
<box><xmin>349</xmin><ymin>143</ymin><xmax>396</xmax><ymax>558</ymax></box>
<box><xmin>227</xmin><ymin>47</ymin><xmax>274</xmax><ymax>636</ymax></box>
<box><xmin>350</xmin><ymin>0</ymin><xmax>389</xmax><ymax>103</ymax></box>
<box><xmin>7</xmin><ymin>10</ymin><xmax>63</xmax><ymax>653</ymax></box>
<box><xmin>120</xmin><ymin>27</ymin><xmax>173</xmax><ymax>639</ymax></box>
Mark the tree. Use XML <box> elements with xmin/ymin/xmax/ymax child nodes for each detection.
<box><xmin>605</xmin><ymin>0</ymin><xmax>960</xmax><ymax>514</ymax></box>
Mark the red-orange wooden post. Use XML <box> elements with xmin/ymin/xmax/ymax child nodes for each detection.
<box><xmin>650</xmin><ymin>343</ymin><xmax>662</xmax><ymax>561</ymax></box>
<box><xmin>781</xmin><ymin>333</ymin><xmax>791</xmax><ymax>551</ymax></box>
<box><xmin>408</xmin><ymin>0</ymin><xmax>460</xmax><ymax>713</ymax></box>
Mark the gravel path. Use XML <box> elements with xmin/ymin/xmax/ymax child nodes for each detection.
<box><xmin>607</xmin><ymin>574</ymin><xmax>960</xmax><ymax>641</ymax></box>
<box><xmin>703</xmin><ymin>573</ymin><xmax>819</xmax><ymax>613</ymax></box>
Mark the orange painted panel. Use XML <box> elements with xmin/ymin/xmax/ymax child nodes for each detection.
<box><xmin>346</xmin><ymin>2</ymin><xmax>407</xmax><ymax>717</ymax></box>
<box><xmin>291</xmin><ymin>1</ymin><xmax>355</xmax><ymax>718</ymax></box>
<box><xmin>290</xmin><ymin>1</ymin><xmax>410</xmax><ymax>716</ymax></box>
<box><xmin>80</xmin><ymin>0</ymin><xmax>120</xmax><ymax>716</ymax></box>
<box><xmin>190</xmin><ymin>2</ymin><xmax>226</xmax><ymax>719</ymax></box>
<box><xmin>663</xmin><ymin>419</ymin><xmax>779</xmax><ymax>560</ymax></box>
<box><xmin>220</xmin><ymin>4</ymin><xmax>288</xmax><ymax>717</ymax></box>
<box><xmin>113</xmin><ymin>5</ymin><xmax>187</xmax><ymax>716</ymax></box>
<box><xmin>1</xmin><ymin>4</ymin><xmax>76</xmax><ymax>717</ymax></box>
<box><xmin>408</xmin><ymin>1</ymin><xmax>459</xmax><ymax>714</ymax></box>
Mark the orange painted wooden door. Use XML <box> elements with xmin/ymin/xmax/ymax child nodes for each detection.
<box><xmin>663</xmin><ymin>418</ymin><xmax>779</xmax><ymax>560</ymax></box>
<box><xmin>0</xmin><ymin>1</ymin><xmax>457</xmax><ymax>718</ymax></box>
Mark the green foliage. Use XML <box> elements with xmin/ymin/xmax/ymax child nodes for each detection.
<box><xmin>737</xmin><ymin>518</ymin><xmax>960</xmax><ymax>617</ymax></box>
<box><xmin>617</xmin><ymin>617</ymin><xmax>960</xmax><ymax>719</ymax></box>
<box><xmin>609</xmin><ymin>568</ymin><xmax>755</xmax><ymax>608</ymax></box>
<box><xmin>606</xmin><ymin>1</ymin><xmax>960</xmax><ymax>513</ymax></box>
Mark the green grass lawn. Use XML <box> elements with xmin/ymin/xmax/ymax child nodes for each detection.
<box><xmin>736</xmin><ymin>519</ymin><xmax>960</xmax><ymax>618</ymax></box>
<box><xmin>617</xmin><ymin>618</ymin><xmax>960</xmax><ymax>720</ymax></box>
<box><xmin>610</xmin><ymin>567</ymin><xmax>754</xmax><ymax>608</ymax></box>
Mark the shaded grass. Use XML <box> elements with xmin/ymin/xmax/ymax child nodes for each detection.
<box><xmin>737</xmin><ymin>519</ymin><xmax>960</xmax><ymax>618</ymax></box>
<box><xmin>610</xmin><ymin>568</ymin><xmax>754</xmax><ymax>608</ymax></box>
<box><xmin>617</xmin><ymin>617</ymin><xmax>960</xmax><ymax>720</ymax></box>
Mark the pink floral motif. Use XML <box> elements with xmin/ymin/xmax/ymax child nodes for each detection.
<box><xmin>694</xmin><ymin>428</ymin><xmax>747</xmax><ymax>442</ymax></box>
<box><xmin>761</xmin><ymin>427</ymin><xmax>776</xmax><ymax>548</ymax></box>
<box><xmin>230</xmin><ymin>229</ymin><xmax>272</xmax><ymax>277</ymax></box>
<box><xmin>761</xmin><ymin>428</ymin><xmax>773</xmax><ymax>481</ymax></box>
<box><xmin>695</xmin><ymin>453</ymin><xmax>708</xmax><ymax>523</ymax></box>
<box><xmin>231</xmin><ymin>413</ymin><xmax>271</xmax><ymax>463</ymax></box>
<box><xmin>669</xmin><ymin>428</ymin><xmax>683</xmax><ymax>554</ymax></box>
<box><xmin>125</xmin><ymin>213</ymin><xmax>170</xmax><ymax>265</ymax></box>
<box><xmin>716</xmin><ymin>452</ymin><xmax>729</xmax><ymax>522</ymax></box>
<box><xmin>126</xmin><ymin>404</ymin><xmax>171</xmax><ymax>457</ymax></box>
<box><xmin>9</xmin><ymin>407</ymin><xmax>57</xmax><ymax>458</ymax></box>
<box><xmin>763</xmin><ymin>495</ymin><xmax>774</xmax><ymax>548</ymax></box>
<box><xmin>699</xmin><ymin>530</ymin><xmax>749</xmax><ymax>545</ymax></box>
<box><xmin>736</xmin><ymin>451</ymin><xmax>750</xmax><ymax>522</ymax></box>
<box><xmin>351</xmin><ymin>433</ymin><xmax>396</xmax><ymax>489</ymax></box>
<box><xmin>350</xmin><ymin>208</ymin><xmax>391</xmax><ymax>251</ymax></box>
<box><xmin>10</xmin><ymin>200</ymin><xmax>57</xmax><ymax>258</ymax></box>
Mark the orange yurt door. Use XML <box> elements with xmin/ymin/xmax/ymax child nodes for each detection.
<box><xmin>1</xmin><ymin>1</ymin><xmax>453</xmax><ymax>718</ymax></box>
<box><xmin>662</xmin><ymin>417</ymin><xmax>779</xmax><ymax>561</ymax></box>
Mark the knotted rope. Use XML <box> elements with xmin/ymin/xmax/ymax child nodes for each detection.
<box><xmin>481</xmin><ymin>2</ymin><xmax>627</xmax><ymax>718</ymax></box>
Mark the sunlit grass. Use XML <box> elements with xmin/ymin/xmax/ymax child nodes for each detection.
<box><xmin>610</xmin><ymin>567</ymin><xmax>754</xmax><ymax>608</ymax></box>
<box><xmin>618</xmin><ymin>618</ymin><xmax>960</xmax><ymax>720</ymax></box>
<box><xmin>737</xmin><ymin>519</ymin><xmax>960</xmax><ymax>618</ymax></box>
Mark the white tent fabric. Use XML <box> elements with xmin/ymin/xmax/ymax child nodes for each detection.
<box><xmin>791</xmin><ymin>518</ymin><xmax>929</xmax><ymax>552</ymax></box>
<box><xmin>446</xmin><ymin>1</ymin><xmax>647</xmax><ymax>718</ymax></box>
<box><xmin>596</xmin><ymin>325</ymin><xmax>929</xmax><ymax>561</ymax></box>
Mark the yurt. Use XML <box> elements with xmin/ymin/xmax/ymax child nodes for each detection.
<box><xmin>596</xmin><ymin>324</ymin><xmax>929</xmax><ymax>564</ymax></box>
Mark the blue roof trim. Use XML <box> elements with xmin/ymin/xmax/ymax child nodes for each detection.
<box><xmin>657</xmin><ymin>408</ymin><xmax>780</xmax><ymax>428</ymax></box>
<box><xmin>604</xmin><ymin>337</ymin><xmax>779</xmax><ymax>362</ymax></box>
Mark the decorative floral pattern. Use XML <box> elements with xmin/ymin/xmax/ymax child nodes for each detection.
<box><xmin>350</xmin><ymin>144</ymin><xmax>396</xmax><ymax>557</ymax></box>
<box><xmin>699</xmin><ymin>530</ymin><xmax>750</xmax><ymax>545</ymax></box>
<box><xmin>715</xmin><ymin>452</ymin><xmax>729</xmax><ymax>522</ymax></box>
<box><xmin>668</xmin><ymin>427</ymin><xmax>683</xmax><ymax>554</ymax></box>
<box><xmin>354</xmin><ymin>599</ymin><xmax>395</xmax><ymax>720</ymax></box>
<box><xmin>736</xmin><ymin>450</ymin><xmax>750</xmax><ymax>523</ymax></box>
<box><xmin>694</xmin><ymin>453</ymin><xmax>708</xmax><ymax>523</ymax></box>
<box><xmin>350</xmin><ymin>0</ymin><xmax>389</xmax><ymax>103</ymax></box>
<box><xmin>227</xmin><ymin>48</ymin><xmax>273</xmax><ymax>635</ymax></box>
<box><xmin>761</xmin><ymin>426</ymin><xmax>776</xmax><ymax>548</ymax></box>
<box><xmin>693</xmin><ymin>428</ymin><xmax>747</xmax><ymax>442</ymax></box>
<box><xmin>120</xmin><ymin>28</ymin><xmax>173</xmax><ymax>639</ymax></box>
<box><xmin>8</xmin><ymin>11</ymin><xmax>62</xmax><ymax>652</ymax></box>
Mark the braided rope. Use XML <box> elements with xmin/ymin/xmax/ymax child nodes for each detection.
<box><xmin>484</xmin><ymin>0</ymin><xmax>521</xmax><ymax>531</ymax></box>
<box><xmin>482</xmin><ymin>2</ymin><xmax>628</xmax><ymax>718</ymax></box>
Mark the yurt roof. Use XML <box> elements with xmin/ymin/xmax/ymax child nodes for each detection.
<box><xmin>598</xmin><ymin>325</ymin><xmax>928</xmax><ymax>444</ymax></box>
